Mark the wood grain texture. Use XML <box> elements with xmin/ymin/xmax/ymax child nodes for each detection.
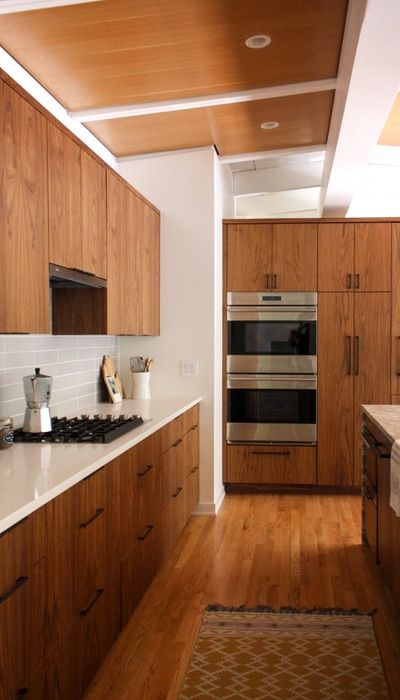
<box><xmin>137</xmin><ymin>201</ymin><xmax>160</xmax><ymax>335</ymax></box>
<box><xmin>0</xmin><ymin>0</ymin><xmax>347</xmax><ymax>110</ymax></box>
<box><xmin>272</xmin><ymin>223</ymin><xmax>317</xmax><ymax>290</ymax></box>
<box><xmin>318</xmin><ymin>223</ymin><xmax>354</xmax><ymax>291</ymax></box>
<box><xmin>106</xmin><ymin>170</ymin><xmax>128</xmax><ymax>334</ymax></box>
<box><xmin>51</xmin><ymin>288</ymin><xmax>107</xmax><ymax>335</ymax></box>
<box><xmin>48</xmin><ymin>122</ymin><xmax>81</xmax><ymax>269</ymax></box>
<box><xmin>0</xmin><ymin>81</ymin><xmax>49</xmax><ymax>333</ymax></box>
<box><xmin>81</xmin><ymin>150</ymin><xmax>107</xmax><ymax>278</ymax></box>
<box><xmin>353</xmin><ymin>293</ymin><xmax>391</xmax><ymax>485</ymax></box>
<box><xmin>226</xmin><ymin>223</ymin><xmax>272</xmax><ymax>291</ymax></box>
<box><xmin>392</xmin><ymin>224</ymin><xmax>400</xmax><ymax>395</ymax></box>
<box><xmin>83</xmin><ymin>494</ymin><xmax>400</xmax><ymax>700</ymax></box>
<box><xmin>317</xmin><ymin>293</ymin><xmax>354</xmax><ymax>486</ymax></box>
<box><xmin>226</xmin><ymin>445</ymin><xmax>317</xmax><ymax>484</ymax></box>
<box><xmin>354</xmin><ymin>222</ymin><xmax>392</xmax><ymax>291</ymax></box>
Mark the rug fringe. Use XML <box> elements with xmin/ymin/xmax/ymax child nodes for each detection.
<box><xmin>205</xmin><ymin>604</ymin><xmax>372</xmax><ymax>616</ymax></box>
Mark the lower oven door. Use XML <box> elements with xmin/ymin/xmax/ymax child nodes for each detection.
<box><xmin>227</xmin><ymin>374</ymin><xmax>317</xmax><ymax>444</ymax></box>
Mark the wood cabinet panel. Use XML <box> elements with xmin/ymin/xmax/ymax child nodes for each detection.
<box><xmin>139</xmin><ymin>202</ymin><xmax>160</xmax><ymax>335</ymax></box>
<box><xmin>364</xmin><ymin>490</ymin><xmax>377</xmax><ymax>558</ymax></box>
<box><xmin>0</xmin><ymin>507</ymin><xmax>47</xmax><ymax>593</ymax></box>
<box><xmin>318</xmin><ymin>223</ymin><xmax>354</xmax><ymax>291</ymax></box>
<box><xmin>106</xmin><ymin>171</ymin><xmax>128</xmax><ymax>335</ymax></box>
<box><xmin>354</xmin><ymin>222</ymin><xmax>391</xmax><ymax>291</ymax></box>
<box><xmin>226</xmin><ymin>223</ymin><xmax>272</xmax><ymax>291</ymax></box>
<box><xmin>81</xmin><ymin>150</ymin><xmax>106</xmax><ymax>278</ymax></box>
<box><xmin>392</xmin><ymin>224</ymin><xmax>400</xmax><ymax>395</ymax></box>
<box><xmin>226</xmin><ymin>445</ymin><xmax>316</xmax><ymax>484</ymax></box>
<box><xmin>377</xmin><ymin>455</ymin><xmax>394</xmax><ymax>583</ymax></box>
<box><xmin>0</xmin><ymin>82</ymin><xmax>49</xmax><ymax>333</ymax></box>
<box><xmin>121</xmin><ymin>526</ymin><xmax>159</xmax><ymax>626</ymax></box>
<box><xmin>48</xmin><ymin>122</ymin><xmax>81</xmax><ymax>269</ymax></box>
<box><xmin>272</xmin><ymin>223</ymin><xmax>317</xmax><ymax>291</ymax></box>
<box><xmin>353</xmin><ymin>293</ymin><xmax>391</xmax><ymax>484</ymax></box>
<box><xmin>317</xmin><ymin>293</ymin><xmax>354</xmax><ymax>485</ymax></box>
<box><xmin>184</xmin><ymin>466</ymin><xmax>199</xmax><ymax>522</ymax></box>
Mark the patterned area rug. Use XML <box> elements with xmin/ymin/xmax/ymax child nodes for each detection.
<box><xmin>178</xmin><ymin>606</ymin><xmax>389</xmax><ymax>699</ymax></box>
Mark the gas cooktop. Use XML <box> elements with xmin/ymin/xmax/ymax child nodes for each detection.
<box><xmin>13</xmin><ymin>414</ymin><xmax>144</xmax><ymax>444</ymax></box>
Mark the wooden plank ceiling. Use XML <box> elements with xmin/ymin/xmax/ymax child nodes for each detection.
<box><xmin>0</xmin><ymin>0</ymin><xmax>348</xmax><ymax>157</ymax></box>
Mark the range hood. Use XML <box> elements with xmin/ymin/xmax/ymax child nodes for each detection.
<box><xmin>49</xmin><ymin>263</ymin><xmax>107</xmax><ymax>288</ymax></box>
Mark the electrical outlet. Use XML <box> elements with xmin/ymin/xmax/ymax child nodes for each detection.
<box><xmin>181</xmin><ymin>360</ymin><xmax>198</xmax><ymax>377</ymax></box>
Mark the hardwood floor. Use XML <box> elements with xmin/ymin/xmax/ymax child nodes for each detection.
<box><xmin>84</xmin><ymin>494</ymin><xmax>400</xmax><ymax>699</ymax></box>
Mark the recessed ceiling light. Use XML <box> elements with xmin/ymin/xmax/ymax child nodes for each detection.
<box><xmin>245</xmin><ymin>34</ymin><xmax>271</xmax><ymax>49</ymax></box>
<box><xmin>260</xmin><ymin>121</ymin><xmax>279</xmax><ymax>130</ymax></box>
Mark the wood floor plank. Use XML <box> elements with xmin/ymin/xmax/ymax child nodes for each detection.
<box><xmin>84</xmin><ymin>494</ymin><xmax>400</xmax><ymax>700</ymax></box>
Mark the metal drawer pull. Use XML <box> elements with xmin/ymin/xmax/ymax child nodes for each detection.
<box><xmin>138</xmin><ymin>524</ymin><xmax>154</xmax><ymax>541</ymax></box>
<box><xmin>354</xmin><ymin>336</ymin><xmax>360</xmax><ymax>375</ymax></box>
<box><xmin>251</xmin><ymin>450</ymin><xmax>291</xmax><ymax>456</ymax></box>
<box><xmin>138</xmin><ymin>464</ymin><xmax>154</xmax><ymax>477</ymax></box>
<box><xmin>265</xmin><ymin>274</ymin><xmax>270</xmax><ymax>289</ymax></box>
<box><xmin>354</xmin><ymin>273</ymin><xmax>360</xmax><ymax>289</ymax></box>
<box><xmin>0</xmin><ymin>575</ymin><xmax>28</xmax><ymax>604</ymax></box>
<box><xmin>172</xmin><ymin>438</ymin><xmax>183</xmax><ymax>447</ymax></box>
<box><xmin>272</xmin><ymin>274</ymin><xmax>277</xmax><ymax>289</ymax></box>
<box><xmin>346</xmin><ymin>336</ymin><xmax>352</xmax><ymax>375</ymax></box>
<box><xmin>191</xmin><ymin>466</ymin><xmax>199</xmax><ymax>473</ymax></box>
<box><xmin>397</xmin><ymin>337</ymin><xmax>400</xmax><ymax>376</ymax></box>
<box><xmin>79</xmin><ymin>588</ymin><xmax>104</xmax><ymax>616</ymax></box>
<box><xmin>346</xmin><ymin>273</ymin><xmax>352</xmax><ymax>289</ymax></box>
<box><xmin>190</xmin><ymin>424</ymin><xmax>198</xmax><ymax>431</ymax></box>
<box><xmin>79</xmin><ymin>507</ymin><xmax>104</xmax><ymax>529</ymax></box>
<box><xmin>172</xmin><ymin>486</ymin><xmax>183</xmax><ymax>497</ymax></box>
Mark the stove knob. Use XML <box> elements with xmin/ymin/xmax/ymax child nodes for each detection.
<box><xmin>81</xmin><ymin>414</ymin><xmax>89</xmax><ymax>420</ymax></box>
<box><xmin>106</xmin><ymin>414</ymin><xmax>114</xmax><ymax>420</ymax></box>
<box><xmin>119</xmin><ymin>414</ymin><xmax>127</xmax><ymax>420</ymax></box>
<box><xmin>93</xmin><ymin>414</ymin><xmax>103</xmax><ymax>419</ymax></box>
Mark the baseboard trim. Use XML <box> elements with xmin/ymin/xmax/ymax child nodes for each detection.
<box><xmin>194</xmin><ymin>487</ymin><xmax>226</xmax><ymax>516</ymax></box>
<box><xmin>225</xmin><ymin>483</ymin><xmax>361</xmax><ymax>495</ymax></box>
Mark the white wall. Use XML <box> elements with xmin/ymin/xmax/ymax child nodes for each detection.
<box><xmin>118</xmin><ymin>148</ymin><xmax>224</xmax><ymax>513</ymax></box>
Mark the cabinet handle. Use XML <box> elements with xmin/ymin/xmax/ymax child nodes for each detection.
<box><xmin>79</xmin><ymin>507</ymin><xmax>104</xmax><ymax>529</ymax></box>
<box><xmin>79</xmin><ymin>588</ymin><xmax>104</xmax><ymax>616</ymax></box>
<box><xmin>354</xmin><ymin>336</ymin><xmax>360</xmax><ymax>375</ymax></box>
<box><xmin>346</xmin><ymin>336</ymin><xmax>352</xmax><ymax>375</ymax></box>
<box><xmin>354</xmin><ymin>273</ymin><xmax>360</xmax><ymax>289</ymax></box>
<box><xmin>346</xmin><ymin>273</ymin><xmax>352</xmax><ymax>289</ymax></box>
<box><xmin>265</xmin><ymin>274</ymin><xmax>270</xmax><ymax>289</ymax></box>
<box><xmin>251</xmin><ymin>450</ymin><xmax>290</xmax><ymax>456</ymax></box>
<box><xmin>138</xmin><ymin>464</ymin><xmax>154</xmax><ymax>477</ymax></box>
<box><xmin>172</xmin><ymin>438</ymin><xmax>182</xmax><ymax>447</ymax></box>
<box><xmin>272</xmin><ymin>274</ymin><xmax>277</xmax><ymax>289</ymax></box>
<box><xmin>16</xmin><ymin>689</ymin><xmax>29</xmax><ymax>697</ymax></box>
<box><xmin>138</xmin><ymin>524</ymin><xmax>154</xmax><ymax>540</ymax></box>
<box><xmin>0</xmin><ymin>575</ymin><xmax>28</xmax><ymax>604</ymax></box>
<box><xmin>190</xmin><ymin>424</ymin><xmax>198</xmax><ymax>431</ymax></box>
<box><xmin>397</xmin><ymin>337</ymin><xmax>400</xmax><ymax>376</ymax></box>
<box><xmin>191</xmin><ymin>466</ymin><xmax>199</xmax><ymax>473</ymax></box>
<box><xmin>172</xmin><ymin>486</ymin><xmax>183</xmax><ymax>497</ymax></box>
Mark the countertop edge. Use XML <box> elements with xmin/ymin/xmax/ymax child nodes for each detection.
<box><xmin>0</xmin><ymin>395</ymin><xmax>202</xmax><ymax>535</ymax></box>
<box><xmin>361</xmin><ymin>404</ymin><xmax>400</xmax><ymax>446</ymax></box>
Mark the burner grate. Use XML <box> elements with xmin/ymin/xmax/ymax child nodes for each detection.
<box><xmin>13</xmin><ymin>415</ymin><xmax>144</xmax><ymax>444</ymax></box>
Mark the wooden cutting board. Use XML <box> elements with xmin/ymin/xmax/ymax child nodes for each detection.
<box><xmin>102</xmin><ymin>355</ymin><xmax>125</xmax><ymax>399</ymax></box>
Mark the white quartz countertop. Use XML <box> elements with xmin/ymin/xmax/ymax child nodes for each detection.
<box><xmin>362</xmin><ymin>404</ymin><xmax>400</xmax><ymax>445</ymax></box>
<box><xmin>0</xmin><ymin>395</ymin><xmax>201</xmax><ymax>534</ymax></box>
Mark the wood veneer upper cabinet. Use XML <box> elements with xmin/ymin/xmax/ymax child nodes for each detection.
<box><xmin>317</xmin><ymin>293</ymin><xmax>354</xmax><ymax>486</ymax></box>
<box><xmin>318</xmin><ymin>222</ymin><xmax>391</xmax><ymax>292</ymax></box>
<box><xmin>318</xmin><ymin>223</ymin><xmax>354</xmax><ymax>291</ymax></box>
<box><xmin>0</xmin><ymin>81</ymin><xmax>49</xmax><ymax>333</ymax></box>
<box><xmin>81</xmin><ymin>150</ymin><xmax>106</xmax><ymax>278</ymax></box>
<box><xmin>272</xmin><ymin>223</ymin><xmax>317</xmax><ymax>291</ymax></box>
<box><xmin>392</xmin><ymin>224</ymin><xmax>400</xmax><ymax>395</ymax></box>
<box><xmin>106</xmin><ymin>171</ymin><xmax>128</xmax><ymax>334</ymax></box>
<box><xmin>48</xmin><ymin>122</ymin><xmax>81</xmax><ymax>270</ymax></box>
<box><xmin>226</xmin><ymin>223</ymin><xmax>272</xmax><ymax>291</ymax></box>
<box><xmin>354</xmin><ymin>223</ymin><xmax>391</xmax><ymax>291</ymax></box>
<box><xmin>139</xmin><ymin>201</ymin><xmax>160</xmax><ymax>335</ymax></box>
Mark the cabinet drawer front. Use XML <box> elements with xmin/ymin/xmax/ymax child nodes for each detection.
<box><xmin>364</xmin><ymin>495</ymin><xmax>377</xmax><ymax>559</ymax></box>
<box><xmin>78</xmin><ymin>466</ymin><xmax>108</xmax><ymax>524</ymax></box>
<box><xmin>184</xmin><ymin>466</ymin><xmax>199</xmax><ymax>522</ymax></box>
<box><xmin>0</xmin><ymin>506</ymin><xmax>47</xmax><ymax>592</ymax></box>
<box><xmin>182</xmin><ymin>405</ymin><xmax>200</xmax><ymax>434</ymax></box>
<box><xmin>226</xmin><ymin>445</ymin><xmax>317</xmax><ymax>484</ymax></box>
<box><xmin>160</xmin><ymin>414</ymin><xmax>184</xmax><ymax>453</ymax></box>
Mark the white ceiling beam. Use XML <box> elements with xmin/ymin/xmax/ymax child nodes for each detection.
<box><xmin>0</xmin><ymin>0</ymin><xmax>101</xmax><ymax>12</ymax></box>
<box><xmin>233</xmin><ymin>161</ymin><xmax>324</xmax><ymax>196</ymax></box>
<box><xmin>69</xmin><ymin>79</ymin><xmax>337</xmax><ymax>122</ymax></box>
<box><xmin>321</xmin><ymin>0</ymin><xmax>400</xmax><ymax>216</ymax></box>
<box><xmin>218</xmin><ymin>145</ymin><xmax>326</xmax><ymax>165</ymax></box>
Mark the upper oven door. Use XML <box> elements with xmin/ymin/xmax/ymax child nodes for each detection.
<box><xmin>227</xmin><ymin>306</ymin><xmax>317</xmax><ymax>374</ymax></box>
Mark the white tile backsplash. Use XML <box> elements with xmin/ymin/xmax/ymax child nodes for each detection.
<box><xmin>0</xmin><ymin>334</ymin><xmax>120</xmax><ymax>426</ymax></box>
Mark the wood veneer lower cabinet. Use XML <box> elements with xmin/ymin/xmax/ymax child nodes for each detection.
<box><xmin>225</xmin><ymin>445</ymin><xmax>317</xmax><ymax>485</ymax></box>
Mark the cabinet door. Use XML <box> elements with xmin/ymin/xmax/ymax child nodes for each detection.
<box><xmin>353</xmin><ymin>293</ymin><xmax>391</xmax><ymax>484</ymax></box>
<box><xmin>391</xmin><ymin>224</ymin><xmax>400</xmax><ymax>395</ymax></box>
<box><xmin>354</xmin><ymin>223</ymin><xmax>391</xmax><ymax>291</ymax></box>
<box><xmin>48</xmin><ymin>123</ymin><xmax>81</xmax><ymax>269</ymax></box>
<box><xmin>272</xmin><ymin>223</ymin><xmax>317</xmax><ymax>291</ymax></box>
<box><xmin>226</xmin><ymin>224</ymin><xmax>272</xmax><ymax>291</ymax></box>
<box><xmin>81</xmin><ymin>150</ymin><xmax>106</xmax><ymax>278</ymax></box>
<box><xmin>317</xmin><ymin>293</ymin><xmax>354</xmax><ymax>485</ymax></box>
<box><xmin>0</xmin><ymin>81</ymin><xmax>49</xmax><ymax>333</ymax></box>
<box><xmin>139</xmin><ymin>201</ymin><xmax>160</xmax><ymax>335</ymax></box>
<box><xmin>225</xmin><ymin>445</ymin><xmax>316</xmax><ymax>484</ymax></box>
<box><xmin>377</xmin><ymin>455</ymin><xmax>394</xmax><ymax>584</ymax></box>
<box><xmin>106</xmin><ymin>171</ymin><xmax>129</xmax><ymax>334</ymax></box>
<box><xmin>318</xmin><ymin>223</ymin><xmax>354</xmax><ymax>291</ymax></box>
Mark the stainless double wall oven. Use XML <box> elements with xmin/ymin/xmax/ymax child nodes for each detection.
<box><xmin>226</xmin><ymin>292</ymin><xmax>317</xmax><ymax>444</ymax></box>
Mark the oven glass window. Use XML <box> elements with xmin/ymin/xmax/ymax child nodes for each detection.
<box><xmin>228</xmin><ymin>388</ymin><xmax>316</xmax><ymax>424</ymax></box>
<box><xmin>228</xmin><ymin>321</ymin><xmax>316</xmax><ymax>355</ymax></box>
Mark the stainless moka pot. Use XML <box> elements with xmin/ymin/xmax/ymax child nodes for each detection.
<box><xmin>23</xmin><ymin>368</ymin><xmax>52</xmax><ymax>433</ymax></box>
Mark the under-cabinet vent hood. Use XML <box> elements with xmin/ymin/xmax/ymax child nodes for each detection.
<box><xmin>49</xmin><ymin>263</ymin><xmax>107</xmax><ymax>288</ymax></box>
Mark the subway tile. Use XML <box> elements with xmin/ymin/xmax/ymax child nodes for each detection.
<box><xmin>55</xmin><ymin>398</ymin><xmax>79</xmax><ymax>417</ymax></box>
<box><xmin>5</xmin><ymin>351</ymin><xmax>35</xmax><ymax>369</ymax></box>
<box><xmin>78</xmin><ymin>381</ymin><xmax>97</xmax><ymax>398</ymax></box>
<box><xmin>53</xmin><ymin>374</ymin><xmax>77</xmax><ymax>390</ymax></box>
<box><xmin>78</xmin><ymin>358</ymin><xmax>95</xmax><ymax>373</ymax></box>
<box><xmin>78</xmin><ymin>347</ymin><xmax>98</xmax><ymax>361</ymax></box>
<box><xmin>79</xmin><ymin>370</ymin><xmax>98</xmax><ymax>385</ymax></box>
<box><xmin>34</xmin><ymin>335</ymin><xmax>59</xmax><ymax>351</ymax></box>
<box><xmin>55</xmin><ymin>336</ymin><xmax>79</xmax><ymax>349</ymax></box>
<box><xmin>4</xmin><ymin>397</ymin><xmax>27</xmax><ymax>419</ymax></box>
<box><xmin>4</xmin><ymin>336</ymin><xmax>35</xmax><ymax>352</ymax></box>
<box><xmin>0</xmin><ymin>354</ymin><xmax>4</xmax><ymax>371</ymax></box>
<box><xmin>57</xmin><ymin>386</ymin><xmax>79</xmax><ymax>404</ymax></box>
<box><xmin>0</xmin><ymin>337</ymin><xmax>5</xmax><ymax>352</ymax></box>
<box><xmin>79</xmin><ymin>393</ymin><xmax>98</xmax><ymax>410</ymax></box>
<box><xmin>2</xmin><ymin>384</ymin><xmax>24</xmax><ymax>402</ymax></box>
<box><xmin>35</xmin><ymin>350</ymin><xmax>59</xmax><ymax>367</ymax></box>
<box><xmin>58</xmin><ymin>347</ymin><xmax>78</xmax><ymax>363</ymax></box>
<box><xmin>58</xmin><ymin>361</ymin><xmax>80</xmax><ymax>376</ymax></box>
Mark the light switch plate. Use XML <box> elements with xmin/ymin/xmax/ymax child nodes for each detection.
<box><xmin>181</xmin><ymin>360</ymin><xmax>198</xmax><ymax>376</ymax></box>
